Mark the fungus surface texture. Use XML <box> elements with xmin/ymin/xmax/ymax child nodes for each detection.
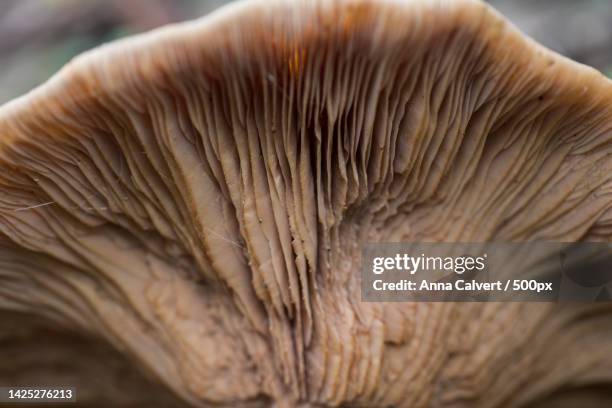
<box><xmin>1</xmin><ymin>0</ymin><xmax>612</xmax><ymax>407</ymax></box>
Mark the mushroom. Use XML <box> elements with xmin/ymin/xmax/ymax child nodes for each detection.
<box><xmin>1</xmin><ymin>0</ymin><xmax>612</xmax><ymax>406</ymax></box>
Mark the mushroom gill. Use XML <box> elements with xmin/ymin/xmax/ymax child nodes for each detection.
<box><xmin>0</xmin><ymin>0</ymin><xmax>612</xmax><ymax>407</ymax></box>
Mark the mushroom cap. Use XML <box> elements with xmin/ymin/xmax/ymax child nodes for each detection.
<box><xmin>1</xmin><ymin>0</ymin><xmax>612</xmax><ymax>406</ymax></box>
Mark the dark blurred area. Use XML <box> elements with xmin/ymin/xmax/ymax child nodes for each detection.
<box><xmin>0</xmin><ymin>0</ymin><xmax>228</xmax><ymax>104</ymax></box>
<box><xmin>0</xmin><ymin>0</ymin><xmax>611</xmax><ymax>105</ymax></box>
<box><xmin>488</xmin><ymin>0</ymin><xmax>612</xmax><ymax>74</ymax></box>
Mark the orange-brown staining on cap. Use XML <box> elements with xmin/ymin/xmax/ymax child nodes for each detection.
<box><xmin>340</xmin><ymin>2</ymin><xmax>377</xmax><ymax>36</ymax></box>
<box><xmin>288</xmin><ymin>48</ymin><xmax>306</xmax><ymax>78</ymax></box>
<box><xmin>1</xmin><ymin>0</ymin><xmax>612</xmax><ymax>407</ymax></box>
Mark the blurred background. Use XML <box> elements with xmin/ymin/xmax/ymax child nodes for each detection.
<box><xmin>0</xmin><ymin>0</ymin><xmax>611</xmax><ymax>105</ymax></box>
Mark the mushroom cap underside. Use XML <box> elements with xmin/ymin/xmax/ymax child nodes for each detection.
<box><xmin>1</xmin><ymin>0</ymin><xmax>612</xmax><ymax>407</ymax></box>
